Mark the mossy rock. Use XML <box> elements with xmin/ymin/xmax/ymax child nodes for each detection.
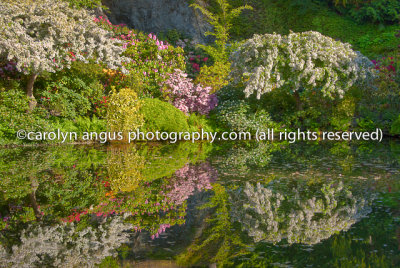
<box><xmin>140</xmin><ymin>98</ymin><xmax>190</xmax><ymax>133</ymax></box>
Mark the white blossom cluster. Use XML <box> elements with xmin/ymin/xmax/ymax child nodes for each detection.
<box><xmin>0</xmin><ymin>0</ymin><xmax>129</xmax><ymax>75</ymax></box>
<box><xmin>0</xmin><ymin>216</ymin><xmax>132</xmax><ymax>268</ymax></box>
<box><xmin>230</xmin><ymin>31</ymin><xmax>374</xmax><ymax>99</ymax></box>
<box><xmin>230</xmin><ymin>181</ymin><xmax>373</xmax><ymax>245</ymax></box>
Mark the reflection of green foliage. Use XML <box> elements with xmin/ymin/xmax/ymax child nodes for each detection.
<box><xmin>0</xmin><ymin>148</ymin><xmax>53</xmax><ymax>201</ymax></box>
<box><xmin>177</xmin><ymin>184</ymin><xmax>248</xmax><ymax>267</ymax></box>
<box><xmin>39</xmin><ymin>169</ymin><xmax>106</xmax><ymax>219</ymax></box>
<box><xmin>390</xmin><ymin>140</ymin><xmax>400</xmax><ymax>164</ymax></box>
<box><xmin>214</xmin><ymin>142</ymin><xmax>282</xmax><ymax>174</ymax></box>
<box><xmin>0</xmin><ymin>146</ymin><xmax>107</xmax><ymax>227</ymax></box>
<box><xmin>139</xmin><ymin>142</ymin><xmax>211</xmax><ymax>181</ymax></box>
<box><xmin>90</xmin><ymin>176</ymin><xmax>188</xmax><ymax>235</ymax></box>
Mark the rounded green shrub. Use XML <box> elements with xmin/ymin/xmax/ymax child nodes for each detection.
<box><xmin>139</xmin><ymin>98</ymin><xmax>190</xmax><ymax>133</ymax></box>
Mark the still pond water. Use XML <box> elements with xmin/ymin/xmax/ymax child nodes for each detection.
<box><xmin>0</xmin><ymin>140</ymin><xmax>399</xmax><ymax>267</ymax></box>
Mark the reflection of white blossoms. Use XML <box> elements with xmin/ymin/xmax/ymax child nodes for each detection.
<box><xmin>231</xmin><ymin>181</ymin><xmax>373</xmax><ymax>245</ymax></box>
<box><xmin>0</xmin><ymin>216</ymin><xmax>132</xmax><ymax>268</ymax></box>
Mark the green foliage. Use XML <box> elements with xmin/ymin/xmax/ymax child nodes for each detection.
<box><xmin>0</xmin><ymin>88</ymin><xmax>52</xmax><ymax>144</ymax></box>
<box><xmin>36</xmin><ymin>61</ymin><xmax>107</xmax><ymax>119</ymax></box>
<box><xmin>214</xmin><ymin>83</ymin><xmax>358</xmax><ymax>132</ymax></box>
<box><xmin>226</xmin><ymin>0</ymin><xmax>398</xmax><ymax>58</ymax></box>
<box><xmin>194</xmin><ymin>61</ymin><xmax>231</xmax><ymax>93</ymax></box>
<box><xmin>106</xmin><ymin>87</ymin><xmax>144</xmax><ymax>134</ymax></box>
<box><xmin>157</xmin><ymin>29</ymin><xmax>188</xmax><ymax>46</ymax></box>
<box><xmin>139</xmin><ymin>98</ymin><xmax>190</xmax><ymax>133</ymax></box>
<box><xmin>98</xmin><ymin>256</ymin><xmax>120</xmax><ymax>268</ymax></box>
<box><xmin>332</xmin><ymin>0</ymin><xmax>400</xmax><ymax>24</ymax></box>
<box><xmin>190</xmin><ymin>0</ymin><xmax>252</xmax><ymax>63</ymax></box>
<box><xmin>329</xmin><ymin>94</ymin><xmax>357</xmax><ymax>131</ymax></box>
<box><xmin>187</xmin><ymin>113</ymin><xmax>219</xmax><ymax>133</ymax></box>
<box><xmin>37</xmin><ymin>77</ymin><xmax>93</xmax><ymax>119</ymax></box>
<box><xmin>214</xmin><ymin>99</ymin><xmax>276</xmax><ymax>133</ymax></box>
<box><xmin>50</xmin><ymin>116</ymin><xmax>107</xmax><ymax>137</ymax></box>
<box><xmin>64</xmin><ymin>0</ymin><xmax>104</xmax><ymax>9</ymax></box>
<box><xmin>357</xmin><ymin>67</ymin><xmax>400</xmax><ymax>133</ymax></box>
<box><xmin>390</xmin><ymin>115</ymin><xmax>400</xmax><ymax>135</ymax></box>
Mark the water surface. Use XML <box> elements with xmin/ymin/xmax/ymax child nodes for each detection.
<box><xmin>0</xmin><ymin>141</ymin><xmax>399</xmax><ymax>267</ymax></box>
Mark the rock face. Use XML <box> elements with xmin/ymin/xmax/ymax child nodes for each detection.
<box><xmin>102</xmin><ymin>0</ymin><xmax>211</xmax><ymax>43</ymax></box>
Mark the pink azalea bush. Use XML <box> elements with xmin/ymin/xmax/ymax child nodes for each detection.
<box><xmin>160</xmin><ymin>69</ymin><xmax>218</xmax><ymax>115</ymax></box>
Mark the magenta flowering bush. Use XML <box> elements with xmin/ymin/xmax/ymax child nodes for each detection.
<box><xmin>160</xmin><ymin>69</ymin><xmax>218</xmax><ymax>115</ymax></box>
<box><xmin>371</xmin><ymin>56</ymin><xmax>398</xmax><ymax>76</ymax></box>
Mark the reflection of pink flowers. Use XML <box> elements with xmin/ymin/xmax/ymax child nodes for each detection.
<box><xmin>150</xmin><ymin>223</ymin><xmax>171</xmax><ymax>240</ymax></box>
<box><xmin>166</xmin><ymin>162</ymin><xmax>218</xmax><ymax>206</ymax></box>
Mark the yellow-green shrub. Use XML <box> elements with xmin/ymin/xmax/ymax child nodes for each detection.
<box><xmin>194</xmin><ymin>61</ymin><xmax>231</xmax><ymax>93</ymax></box>
<box><xmin>106</xmin><ymin>87</ymin><xmax>144</xmax><ymax>133</ymax></box>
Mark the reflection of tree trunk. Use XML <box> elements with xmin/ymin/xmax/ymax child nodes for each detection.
<box><xmin>27</xmin><ymin>73</ymin><xmax>38</xmax><ymax>112</ymax></box>
<box><xmin>30</xmin><ymin>191</ymin><xmax>42</xmax><ymax>220</ymax></box>
<box><xmin>29</xmin><ymin>177</ymin><xmax>42</xmax><ymax>220</ymax></box>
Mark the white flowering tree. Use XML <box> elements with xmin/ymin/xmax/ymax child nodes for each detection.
<box><xmin>0</xmin><ymin>0</ymin><xmax>128</xmax><ymax>110</ymax></box>
<box><xmin>230</xmin><ymin>31</ymin><xmax>374</xmax><ymax>108</ymax></box>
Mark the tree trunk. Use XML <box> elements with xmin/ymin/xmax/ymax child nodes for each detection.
<box><xmin>294</xmin><ymin>91</ymin><xmax>303</xmax><ymax>111</ymax></box>
<box><xmin>27</xmin><ymin>73</ymin><xmax>38</xmax><ymax>112</ymax></box>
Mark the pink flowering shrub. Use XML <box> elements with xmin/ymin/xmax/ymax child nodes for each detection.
<box><xmin>160</xmin><ymin>69</ymin><xmax>218</xmax><ymax>115</ymax></box>
<box><xmin>93</xmin><ymin>17</ymin><xmax>186</xmax><ymax>97</ymax></box>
